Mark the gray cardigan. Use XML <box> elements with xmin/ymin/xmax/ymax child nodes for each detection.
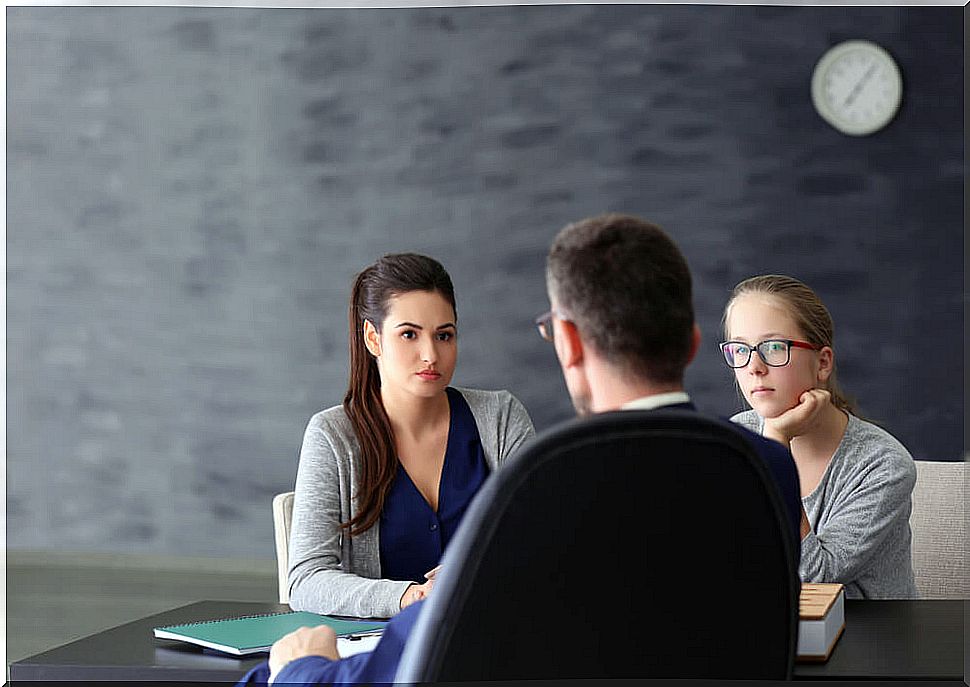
<box><xmin>287</xmin><ymin>387</ymin><xmax>535</xmax><ymax>618</ymax></box>
<box><xmin>732</xmin><ymin>410</ymin><xmax>918</xmax><ymax>599</ymax></box>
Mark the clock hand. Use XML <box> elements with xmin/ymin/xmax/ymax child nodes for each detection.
<box><xmin>843</xmin><ymin>62</ymin><xmax>878</xmax><ymax>108</ymax></box>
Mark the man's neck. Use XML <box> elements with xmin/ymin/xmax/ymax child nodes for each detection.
<box><xmin>585</xmin><ymin>354</ymin><xmax>685</xmax><ymax>413</ymax></box>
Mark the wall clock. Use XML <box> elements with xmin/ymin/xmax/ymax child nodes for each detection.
<box><xmin>811</xmin><ymin>40</ymin><xmax>903</xmax><ymax>136</ymax></box>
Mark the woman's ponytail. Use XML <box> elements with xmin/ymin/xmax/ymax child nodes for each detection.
<box><xmin>340</xmin><ymin>253</ymin><xmax>456</xmax><ymax>536</ymax></box>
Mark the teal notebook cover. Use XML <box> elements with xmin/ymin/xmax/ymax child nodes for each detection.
<box><xmin>153</xmin><ymin>611</ymin><xmax>387</xmax><ymax>656</ymax></box>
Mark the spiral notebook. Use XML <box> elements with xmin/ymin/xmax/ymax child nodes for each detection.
<box><xmin>153</xmin><ymin>610</ymin><xmax>387</xmax><ymax>656</ymax></box>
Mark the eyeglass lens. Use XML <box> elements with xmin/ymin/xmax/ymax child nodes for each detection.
<box><xmin>722</xmin><ymin>340</ymin><xmax>790</xmax><ymax>368</ymax></box>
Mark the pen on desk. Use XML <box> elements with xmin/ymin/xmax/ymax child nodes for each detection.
<box><xmin>343</xmin><ymin>629</ymin><xmax>383</xmax><ymax>641</ymax></box>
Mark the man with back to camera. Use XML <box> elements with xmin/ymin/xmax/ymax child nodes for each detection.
<box><xmin>237</xmin><ymin>213</ymin><xmax>801</xmax><ymax>685</ymax></box>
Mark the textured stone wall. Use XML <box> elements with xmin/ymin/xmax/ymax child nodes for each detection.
<box><xmin>6</xmin><ymin>5</ymin><xmax>962</xmax><ymax>557</ymax></box>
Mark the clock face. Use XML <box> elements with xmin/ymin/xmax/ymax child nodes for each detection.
<box><xmin>811</xmin><ymin>40</ymin><xmax>903</xmax><ymax>136</ymax></box>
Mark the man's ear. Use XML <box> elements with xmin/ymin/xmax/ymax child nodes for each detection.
<box><xmin>554</xmin><ymin>318</ymin><xmax>584</xmax><ymax>370</ymax></box>
<box><xmin>817</xmin><ymin>345</ymin><xmax>834</xmax><ymax>383</ymax></box>
<box><xmin>363</xmin><ymin>319</ymin><xmax>381</xmax><ymax>358</ymax></box>
<box><xmin>684</xmin><ymin>323</ymin><xmax>702</xmax><ymax>366</ymax></box>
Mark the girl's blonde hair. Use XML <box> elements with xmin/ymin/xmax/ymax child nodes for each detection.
<box><xmin>723</xmin><ymin>274</ymin><xmax>859</xmax><ymax>416</ymax></box>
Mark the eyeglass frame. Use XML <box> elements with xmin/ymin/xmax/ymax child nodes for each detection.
<box><xmin>718</xmin><ymin>338</ymin><xmax>821</xmax><ymax>368</ymax></box>
<box><xmin>534</xmin><ymin>309</ymin><xmax>572</xmax><ymax>342</ymax></box>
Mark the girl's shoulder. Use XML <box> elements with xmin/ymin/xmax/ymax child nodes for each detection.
<box><xmin>729</xmin><ymin>409</ymin><xmax>762</xmax><ymax>434</ymax></box>
<box><xmin>845</xmin><ymin>413</ymin><xmax>912</xmax><ymax>460</ymax></box>
<box><xmin>842</xmin><ymin>414</ymin><xmax>915</xmax><ymax>469</ymax></box>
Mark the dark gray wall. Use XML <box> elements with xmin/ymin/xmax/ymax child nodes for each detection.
<box><xmin>7</xmin><ymin>5</ymin><xmax>963</xmax><ymax>558</ymax></box>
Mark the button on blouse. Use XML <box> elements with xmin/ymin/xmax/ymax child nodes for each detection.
<box><xmin>379</xmin><ymin>387</ymin><xmax>489</xmax><ymax>583</ymax></box>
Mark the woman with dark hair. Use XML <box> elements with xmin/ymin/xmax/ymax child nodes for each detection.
<box><xmin>287</xmin><ymin>253</ymin><xmax>535</xmax><ymax>618</ymax></box>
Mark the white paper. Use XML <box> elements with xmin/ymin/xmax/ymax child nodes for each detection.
<box><xmin>337</xmin><ymin>633</ymin><xmax>382</xmax><ymax>657</ymax></box>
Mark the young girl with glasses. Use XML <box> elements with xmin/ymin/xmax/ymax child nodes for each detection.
<box><xmin>287</xmin><ymin>253</ymin><xmax>535</xmax><ymax>618</ymax></box>
<box><xmin>721</xmin><ymin>274</ymin><xmax>917</xmax><ymax>599</ymax></box>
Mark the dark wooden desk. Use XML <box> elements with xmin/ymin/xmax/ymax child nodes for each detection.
<box><xmin>9</xmin><ymin>601</ymin><xmax>280</xmax><ymax>683</ymax></box>
<box><xmin>793</xmin><ymin>599</ymin><xmax>964</xmax><ymax>681</ymax></box>
<box><xmin>8</xmin><ymin>599</ymin><xmax>965</xmax><ymax>683</ymax></box>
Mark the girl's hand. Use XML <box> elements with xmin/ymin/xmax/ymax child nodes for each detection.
<box><xmin>400</xmin><ymin>580</ymin><xmax>433</xmax><ymax>609</ymax></box>
<box><xmin>763</xmin><ymin>389</ymin><xmax>831</xmax><ymax>446</ymax></box>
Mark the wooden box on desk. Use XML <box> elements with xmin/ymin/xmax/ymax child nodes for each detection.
<box><xmin>797</xmin><ymin>583</ymin><xmax>845</xmax><ymax>662</ymax></box>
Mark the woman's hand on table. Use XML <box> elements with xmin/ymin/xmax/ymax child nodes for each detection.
<box><xmin>400</xmin><ymin>580</ymin><xmax>433</xmax><ymax>609</ymax></box>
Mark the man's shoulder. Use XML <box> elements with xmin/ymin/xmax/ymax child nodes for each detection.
<box><xmin>715</xmin><ymin>409</ymin><xmax>785</xmax><ymax>455</ymax></box>
<box><xmin>700</xmin><ymin>411</ymin><xmax>793</xmax><ymax>467</ymax></box>
<box><xmin>740</xmin><ymin>427</ymin><xmax>791</xmax><ymax>462</ymax></box>
<box><xmin>649</xmin><ymin>406</ymin><xmax>788</xmax><ymax>463</ymax></box>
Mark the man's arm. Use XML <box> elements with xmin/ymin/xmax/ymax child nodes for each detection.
<box><xmin>269</xmin><ymin>626</ymin><xmax>339</xmax><ymax>681</ymax></box>
<box><xmin>243</xmin><ymin>600</ymin><xmax>426</xmax><ymax>687</ymax></box>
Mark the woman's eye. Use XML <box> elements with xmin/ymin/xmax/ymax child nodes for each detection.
<box><xmin>401</xmin><ymin>330</ymin><xmax>417</xmax><ymax>340</ymax></box>
<box><xmin>436</xmin><ymin>331</ymin><xmax>454</xmax><ymax>342</ymax></box>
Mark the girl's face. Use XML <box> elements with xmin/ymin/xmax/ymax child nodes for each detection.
<box><xmin>725</xmin><ymin>294</ymin><xmax>832</xmax><ymax>419</ymax></box>
<box><xmin>365</xmin><ymin>290</ymin><xmax>457</xmax><ymax>400</ymax></box>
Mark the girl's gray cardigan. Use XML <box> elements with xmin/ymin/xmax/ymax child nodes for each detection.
<box><xmin>732</xmin><ymin>410</ymin><xmax>917</xmax><ymax>599</ymax></box>
<box><xmin>287</xmin><ymin>387</ymin><xmax>535</xmax><ymax>618</ymax></box>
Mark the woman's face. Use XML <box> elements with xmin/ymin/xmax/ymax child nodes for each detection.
<box><xmin>366</xmin><ymin>289</ymin><xmax>457</xmax><ymax>400</ymax></box>
<box><xmin>725</xmin><ymin>294</ymin><xmax>830</xmax><ymax>419</ymax></box>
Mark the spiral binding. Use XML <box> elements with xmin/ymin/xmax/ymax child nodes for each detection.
<box><xmin>160</xmin><ymin>609</ymin><xmax>297</xmax><ymax>630</ymax></box>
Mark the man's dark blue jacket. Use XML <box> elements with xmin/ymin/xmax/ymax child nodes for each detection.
<box><xmin>238</xmin><ymin>403</ymin><xmax>801</xmax><ymax>685</ymax></box>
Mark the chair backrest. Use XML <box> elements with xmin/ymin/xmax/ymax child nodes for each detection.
<box><xmin>396</xmin><ymin>409</ymin><xmax>800</xmax><ymax>682</ymax></box>
<box><xmin>910</xmin><ymin>460</ymin><xmax>968</xmax><ymax>598</ymax></box>
<box><xmin>272</xmin><ymin>491</ymin><xmax>295</xmax><ymax>604</ymax></box>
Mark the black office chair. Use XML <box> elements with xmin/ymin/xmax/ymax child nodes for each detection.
<box><xmin>395</xmin><ymin>409</ymin><xmax>800</xmax><ymax>682</ymax></box>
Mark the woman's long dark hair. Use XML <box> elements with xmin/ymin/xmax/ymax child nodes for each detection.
<box><xmin>342</xmin><ymin>253</ymin><xmax>456</xmax><ymax>537</ymax></box>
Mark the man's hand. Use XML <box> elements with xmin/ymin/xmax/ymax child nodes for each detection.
<box><xmin>400</xmin><ymin>580</ymin><xmax>433</xmax><ymax>610</ymax></box>
<box><xmin>269</xmin><ymin>625</ymin><xmax>339</xmax><ymax>680</ymax></box>
<box><xmin>763</xmin><ymin>389</ymin><xmax>830</xmax><ymax>447</ymax></box>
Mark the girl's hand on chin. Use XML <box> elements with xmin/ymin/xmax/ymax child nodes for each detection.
<box><xmin>763</xmin><ymin>389</ymin><xmax>831</xmax><ymax>446</ymax></box>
